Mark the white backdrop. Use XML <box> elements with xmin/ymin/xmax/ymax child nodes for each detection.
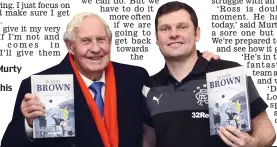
<box><xmin>0</xmin><ymin>0</ymin><xmax>276</xmax><ymax>145</ymax></box>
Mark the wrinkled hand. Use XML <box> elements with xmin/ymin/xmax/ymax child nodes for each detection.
<box><xmin>21</xmin><ymin>93</ymin><xmax>45</xmax><ymax>128</ymax></box>
<box><xmin>202</xmin><ymin>51</ymin><xmax>220</xmax><ymax>61</ymax></box>
<box><xmin>218</xmin><ymin>126</ymin><xmax>259</xmax><ymax>147</ymax></box>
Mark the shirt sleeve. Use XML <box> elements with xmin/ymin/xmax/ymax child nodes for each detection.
<box><xmin>247</xmin><ymin>76</ymin><xmax>268</xmax><ymax>119</ymax></box>
<box><xmin>142</xmin><ymin>85</ymin><xmax>154</xmax><ymax>128</ymax></box>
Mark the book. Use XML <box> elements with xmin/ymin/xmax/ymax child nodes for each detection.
<box><xmin>206</xmin><ymin>66</ymin><xmax>251</xmax><ymax>135</ymax></box>
<box><xmin>31</xmin><ymin>74</ymin><xmax>75</xmax><ymax>138</ymax></box>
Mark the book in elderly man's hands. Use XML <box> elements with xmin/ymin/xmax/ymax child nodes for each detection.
<box><xmin>31</xmin><ymin>74</ymin><xmax>75</xmax><ymax>138</ymax></box>
<box><xmin>206</xmin><ymin>66</ymin><xmax>251</xmax><ymax>136</ymax></box>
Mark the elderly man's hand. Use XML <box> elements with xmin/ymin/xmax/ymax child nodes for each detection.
<box><xmin>21</xmin><ymin>93</ymin><xmax>45</xmax><ymax>128</ymax></box>
<box><xmin>218</xmin><ymin>126</ymin><xmax>259</xmax><ymax>147</ymax></box>
<box><xmin>202</xmin><ymin>51</ymin><xmax>220</xmax><ymax>61</ymax></box>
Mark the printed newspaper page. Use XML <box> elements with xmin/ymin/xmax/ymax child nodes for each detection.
<box><xmin>0</xmin><ymin>0</ymin><xmax>277</xmax><ymax>146</ymax></box>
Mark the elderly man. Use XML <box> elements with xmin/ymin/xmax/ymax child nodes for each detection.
<box><xmin>1</xmin><ymin>12</ymin><xmax>218</xmax><ymax>147</ymax></box>
<box><xmin>1</xmin><ymin>12</ymin><xmax>150</xmax><ymax>147</ymax></box>
<box><xmin>142</xmin><ymin>1</ymin><xmax>276</xmax><ymax>147</ymax></box>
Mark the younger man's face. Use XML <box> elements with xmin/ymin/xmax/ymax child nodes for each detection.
<box><xmin>156</xmin><ymin>9</ymin><xmax>200</xmax><ymax>60</ymax></box>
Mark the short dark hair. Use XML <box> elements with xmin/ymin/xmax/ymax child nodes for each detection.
<box><xmin>155</xmin><ymin>1</ymin><xmax>198</xmax><ymax>32</ymax></box>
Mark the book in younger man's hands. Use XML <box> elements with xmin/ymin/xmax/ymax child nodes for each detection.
<box><xmin>206</xmin><ymin>66</ymin><xmax>251</xmax><ymax>135</ymax></box>
<box><xmin>31</xmin><ymin>74</ymin><xmax>75</xmax><ymax>138</ymax></box>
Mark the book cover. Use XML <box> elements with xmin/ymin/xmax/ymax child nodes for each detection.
<box><xmin>31</xmin><ymin>74</ymin><xmax>75</xmax><ymax>138</ymax></box>
<box><xmin>206</xmin><ymin>66</ymin><xmax>251</xmax><ymax>135</ymax></box>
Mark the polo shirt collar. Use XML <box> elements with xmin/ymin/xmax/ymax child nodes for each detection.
<box><xmin>159</xmin><ymin>50</ymin><xmax>209</xmax><ymax>84</ymax></box>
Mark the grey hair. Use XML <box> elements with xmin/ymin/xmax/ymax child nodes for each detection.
<box><xmin>63</xmin><ymin>12</ymin><xmax>112</xmax><ymax>41</ymax></box>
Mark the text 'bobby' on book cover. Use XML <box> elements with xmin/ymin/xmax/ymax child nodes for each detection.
<box><xmin>206</xmin><ymin>66</ymin><xmax>251</xmax><ymax>136</ymax></box>
<box><xmin>31</xmin><ymin>74</ymin><xmax>75</xmax><ymax>138</ymax></box>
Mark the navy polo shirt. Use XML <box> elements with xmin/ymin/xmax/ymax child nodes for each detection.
<box><xmin>142</xmin><ymin>52</ymin><xmax>268</xmax><ymax>147</ymax></box>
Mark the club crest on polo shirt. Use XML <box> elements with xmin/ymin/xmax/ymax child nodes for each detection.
<box><xmin>193</xmin><ymin>84</ymin><xmax>208</xmax><ymax>106</ymax></box>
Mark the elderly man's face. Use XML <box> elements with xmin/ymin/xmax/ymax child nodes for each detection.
<box><xmin>68</xmin><ymin>15</ymin><xmax>111</xmax><ymax>74</ymax></box>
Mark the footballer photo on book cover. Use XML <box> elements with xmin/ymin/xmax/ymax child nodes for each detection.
<box><xmin>31</xmin><ymin>74</ymin><xmax>75</xmax><ymax>138</ymax></box>
<box><xmin>206</xmin><ymin>66</ymin><xmax>251</xmax><ymax>136</ymax></box>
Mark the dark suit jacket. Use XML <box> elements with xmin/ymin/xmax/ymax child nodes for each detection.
<box><xmin>1</xmin><ymin>54</ymin><xmax>150</xmax><ymax>147</ymax></box>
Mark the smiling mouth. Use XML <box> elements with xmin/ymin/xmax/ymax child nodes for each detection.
<box><xmin>89</xmin><ymin>56</ymin><xmax>103</xmax><ymax>60</ymax></box>
<box><xmin>168</xmin><ymin>42</ymin><xmax>184</xmax><ymax>47</ymax></box>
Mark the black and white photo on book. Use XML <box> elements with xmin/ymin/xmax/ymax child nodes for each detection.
<box><xmin>31</xmin><ymin>74</ymin><xmax>75</xmax><ymax>138</ymax></box>
<box><xmin>206</xmin><ymin>66</ymin><xmax>251</xmax><ymax>136</ymax></box>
